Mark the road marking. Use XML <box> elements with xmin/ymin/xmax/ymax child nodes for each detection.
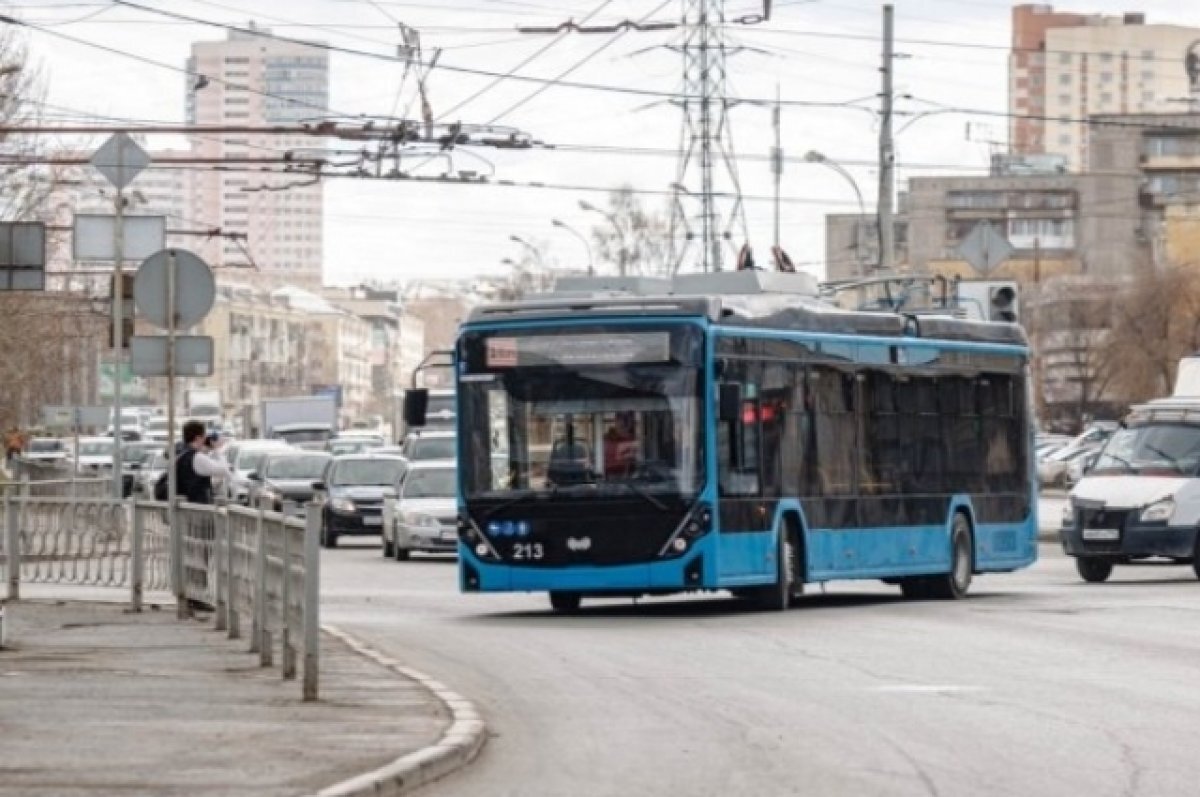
<box><xmin>871</xmin><ymin>684</ymin><xmax>986</xmax><ymax>694</ymax></box>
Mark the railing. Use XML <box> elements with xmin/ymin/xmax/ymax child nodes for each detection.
<box><xmin>2</xmin><ymin>482</ymin><xmax>320</xmax><ymax>700</ymax></box>
<box><xmin>0</xmin><ymin>477</ymin><xmax>110</xmax><ymax>499</ymax></box>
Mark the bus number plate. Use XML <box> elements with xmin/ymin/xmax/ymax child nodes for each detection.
<box><xmin>512</xmin><ymin>542</ymin><xmax>545</xmax><ymax>561</ymax></box>
<box><xmin>1082</xmin><ymin>527</ymin><xmax>1119</xmax><ymax>541</ymax></box>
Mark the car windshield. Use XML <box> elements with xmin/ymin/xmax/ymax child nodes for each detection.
<box><xmin>29</xmin><ymin>440</ymin><xmax>63</xmax><ymax>453</ymax></box>
<box><xmin>237</xmin><ymin>452</ymin><xmax>268</xmax><ymax>473</ymax></box>
<box><xmin>79</xmin><ymin>441</ymin><xmax>113</xmax><ymax>457</ymax></box>
<box><xmin>410</xmin><ymin>436</ymin><xmax>457</xmax><ymax>460</ymax></box>
<box><xmin>266</xmin><ymin>455</ymin><xmax>330</xmax><ymax>479</ymax></box>
<box><xmin>331</xmin><ymin>459</ymin><xmax>406</xmax><ymax>486</ymax></box>
<box><xmin>121</xmin><ymin>446</ymin><xmax>156</xmax><ymax>464</ymax></box>
<box><xmin>1092</xmin><ymin>422</ymin><xmax>1200</xmax><ymax>476</ymax></box>
<box><xmin>403</xmin><ymin>468</ymin><xmax>456</xmax><ymax>499</ymax></box>
<box><xmin>329</xmin><ymin>441</ymin><xmax>368</xmax><ymax>456</ymax></box>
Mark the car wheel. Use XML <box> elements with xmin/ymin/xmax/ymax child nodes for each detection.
<box><xmin>1076</xmin><ymin>557</ymin><xmax>1113</xmax><ymax>583</ymax></box>
<box><xmin>926</xmin><ymin>513</ymin><xmax>974</xmax><ymax>600</ymax></box>
<box><xmin>320</xmin><ymin>517</ymin><xmax>339</xmax><ymax>549</ymax></box>
<box><xmin>549</xmin><ymin>591</ymin><xmax>581</xmax><ymax>613</ymax></box>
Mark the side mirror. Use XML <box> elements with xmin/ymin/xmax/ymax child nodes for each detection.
<box><xmin>247</xmin><ymin>471</ymin><xmax>262</xmax><ymax>481</ymax></box>
<box><xmin>311</xmin><ymin>481</ymin><xmax>326</xmax><ymax>491</ymax></box>
<box><xmin>718</xmin><ymin>383</ymin><xmax>743</xmax><ymax>424</ymax></box>
<box><xmin>404</xmin><ymin>389</ymin><xmax>429</xmax><ymax>428</ymax></box>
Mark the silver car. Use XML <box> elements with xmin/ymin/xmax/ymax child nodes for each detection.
<box><xmin>383</xmin><ymin>460</ymin><xmax>458</xmax><ymax>561</ymax></box>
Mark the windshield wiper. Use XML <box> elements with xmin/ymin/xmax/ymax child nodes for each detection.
<box><xmin>480</xmin><ymin>486</ymin><xmax>557</xmax><ymax>520</ymax></box>
<box><xmin>1141</xmin><ymin>443</ymin><xmax>1182</xmax><ymax>471</ymax></box>
<box><xmin>608</xmin><ymin>479</ymin><xmax>669</xmax><ymax>512</ymax></box>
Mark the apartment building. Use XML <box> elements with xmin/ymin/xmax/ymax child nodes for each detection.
<box><xmin>1010</xmin><ymin>5</ymin><xmax>1199</xmax><ymax>170</ymax></box>
<box><xmin>186</xmin><ymin>25</ymin><xmax>328</xmax><ymax>289</ymax></box>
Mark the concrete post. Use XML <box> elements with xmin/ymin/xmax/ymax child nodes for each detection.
<box><xmin>255</xmin><ymin>507</ymin><xmax>271</xmax><ymax>666</ymax></box>
<box><xmin>130</xmin><ymin>501</ymin><xmax>144</xmax><ymax>612</ymax></box>
<box><xmin>4</xmin><ymin>496</ymin><xmax>19</xmax><ymax>601</ymax></box>
<box><xmin>303</xmin><ymin>503</ymin><xmax>320</xmax><ymax>702</ymax></box>
<box><xmin>213</xmin><ymin>506</ymin><xmax>228</xmax><ymax>633</ymax></box>
<box><xmin>281</xmin><ymin>518</ymin><xmax>295</xmax><ymax>680</ymax></box>
<box><xmin>226</xmin><ymin>510</ymin><xmax>240</xmax><ymax>640</ymax></box>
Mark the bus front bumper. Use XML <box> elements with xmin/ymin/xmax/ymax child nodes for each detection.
<box><xmin>458</xmin><ymin>546</ymin><xmax>710</xmax><ymax>594</ymax></box>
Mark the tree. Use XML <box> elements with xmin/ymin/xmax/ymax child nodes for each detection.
<box><xmin>1108</xmin><ymin>265</ymin><xmax>1200</xmax><ymax>402</ymax></box>
<box><xmin>587</xmin><ymin>186</ymin><xmax>671</xmax><ymax>278</ymax></box>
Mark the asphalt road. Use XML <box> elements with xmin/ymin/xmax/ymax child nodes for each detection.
<box><xmin>323</xmin><ymin>525</ymin><xmax>1200</xmax><ymax>797</ymax></box>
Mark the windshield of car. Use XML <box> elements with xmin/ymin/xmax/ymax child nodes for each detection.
<box><xmin>329</xmin><ymin>440</ymin><xmax>369</xmax><ymax>457</ymax></box>
<box><xmin>402</xmin><ymin>468</ymin><xmax>456</xmax><ymax>499</ymax></box>
<box><xmin>266</xmin><ymin>455</ymin><xmax>330</xmax><ymax>480</ymax></box>
<box><xmin>79</xmin><ymin>441</ymin><xmax>113</xmax><ymax>457</ymax></box>
<box><xmin>237</xmin><ymin>451</ymin><xmax>268</xmax><ymax>473</ymax></box>
<box><xmin>1092</xmin><ymin>422</ymin><xmax>1200</xmax><ymax>476</ymax></box>
<box><xmin>330</xmin><ymin>459</ymin><xmax>407</xmax><ymax>486</ymax></box>
<box><xmin>29</xmin><ymin>439</ymin><xmax>64</xmax><ymax>453</ymax></box>
<box><xmin>121</xmin><ymin>446</ymin><xmax>156</xmax><ymax>464</ymax></box>
<box><xmin>409</xmin><ymin>436</ymin><xmax>457</xmax><ymax>460</ymax></box>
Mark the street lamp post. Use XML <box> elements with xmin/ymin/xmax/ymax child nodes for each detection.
<box><xmin>508</xmin><ymin>234</ymin><xmax>544</xmax><ymax>269</ymax></box>
<box><xmin>804</xmin><ymin>151</ymin><xmax>869</xmax><ymax>276</ymax></box>
<box><xmin>551</xmin><ymin>219</ymin><xmax>594</xmax><ymax>276</ymax></box>
<box><xmin>578</xmin><ymin>200</ymin><xmax>628</xmax><ymax>277</ymax></box>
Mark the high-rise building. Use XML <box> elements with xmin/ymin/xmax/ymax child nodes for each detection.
<box><xmin>1009</xmin><ymin>5</ymin><xmax>1199</xmax><ymax>170</ymax></box>
<box><xmin>185</xmin><ymin>25</ymin><xmax>328</xmax><ymax>289</ymax></box>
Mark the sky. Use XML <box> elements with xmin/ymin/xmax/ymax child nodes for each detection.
<box><xmin>7</xmin><ymin>0</ymin><xmax>1200</xmax><ymax>284</ymax></box>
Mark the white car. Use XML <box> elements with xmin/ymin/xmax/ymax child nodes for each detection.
<box><xmin>1039</xmin><ymin>444</ymin><xmax>1100</xmax><ymax>489</ymax></box>
<box><xmin>24</xmin><ymin>437</ymin><xmax>69</xmax><ymax>465</ymax></box>
<box><xmin>223</xmin><ymin>439</ymin><xmax>293</xmax><ymax>503</ymax></box>
<box><xmin>383</xmin><ymin>460</ymin><xmax>458</xmax><ymax>561</ymax></box>
<box><xmin>75</xmin><ymin>437</ymin><xmax>116</xmax><ymax>475</ymax></box>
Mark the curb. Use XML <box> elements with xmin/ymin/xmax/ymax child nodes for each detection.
<box><xmin>315</xmin><ymin>625</ymin><xmax>487</xmax><ymax>797</ymax></box>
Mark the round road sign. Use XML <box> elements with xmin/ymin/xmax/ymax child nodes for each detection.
<box><xmin>133</xmin><ymin>248</ymin><xmax>216</xmax><ymax>330</ymax></box>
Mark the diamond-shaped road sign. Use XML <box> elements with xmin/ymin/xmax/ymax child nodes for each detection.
<box><xmin>90</xmin><ymin>132</ymin><xmax>150</xmax><ymax>190</ymax></box>
<box><xmin>957</xmin><ymin>221</ymin><xmax>1014</xmax><ymax>275</ymax></box>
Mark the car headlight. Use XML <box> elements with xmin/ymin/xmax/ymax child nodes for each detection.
<box><xmin>1060</xmin><ymin>504</ymin><xmax>1074</xmax><ymax>528</ymax></box>
<box><xmin>330</xmin><ymin>497</ymin><xmax>356</xmax><ymax>513</ymax></box>
<box><xmin>401</xmin><ymin>512</ymin><xmax>439</xmax><ymax>528</ymax></box>
<box><xmin>1140</xmin><ymin>497</ymin><xmax>1175</xmax><ymax>523</ymax></box>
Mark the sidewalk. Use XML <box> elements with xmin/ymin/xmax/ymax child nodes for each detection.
<box><xmin>0</xmin><ymin>600</ymin><xmax>449</xmax><ymax>797</ymax></box>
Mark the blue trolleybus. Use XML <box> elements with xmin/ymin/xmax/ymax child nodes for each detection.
<box><xmin>419</xmin><ymin>271</ymin><xmax>1036</xmax><ymax>612</ymax></box>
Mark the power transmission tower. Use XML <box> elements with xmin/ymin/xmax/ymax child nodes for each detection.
<box><xmin>668</xmin><ymin>0</ymin><xmax>749</xmax><ymax>274</ymax></box>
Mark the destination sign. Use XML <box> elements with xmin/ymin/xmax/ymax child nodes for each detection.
<box><xmin>486</xmin><ymin>332</ymin><xmax>671</xmax><ymax>368</ymax></box>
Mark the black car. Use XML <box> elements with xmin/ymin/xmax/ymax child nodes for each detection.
<box><xmin>248</xmin><ymin>452</ymin><xmax>332</xmax><ymax>514</ymax></box>
<box><xmin>313</xmin><ymin>455</ymin><xmax>408</xmax><ymax>548</ymax></box>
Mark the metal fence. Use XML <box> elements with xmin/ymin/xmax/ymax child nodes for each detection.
<box><xmin>2</xmin><ymin>483</ymin><xmax>320</xmax><ymax>700</ymax></box>
<box><xmin>0</xmin><ymin>477</ymin><xmax>110</xmax><ymax>499</ymax></box>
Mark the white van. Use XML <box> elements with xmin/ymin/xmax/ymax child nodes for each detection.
<box><xmin>1060</xmin><ymin>397</ymin><xmax>1200</xmax><ymax>583</ymax></box>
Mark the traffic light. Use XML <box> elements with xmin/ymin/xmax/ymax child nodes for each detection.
<box><xmin>110</xmin><ymin>271</ymin><xmax>135</xmax><ymax>350</ymax></box>
<box><xmin>953</xmin><ymin>279</ymin><xmax>1020</xmax><ymax>324</ymax></box>
<box><xmin>988</xmin><ymin>282</ymin><xmax>1018</xmax><ymax>323</ymax></box>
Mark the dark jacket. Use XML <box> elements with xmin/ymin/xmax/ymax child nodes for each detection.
<box><xmin>175</xmin><ymin>448</ymin><xmax>213</xmax><ymax>504</ymax></box>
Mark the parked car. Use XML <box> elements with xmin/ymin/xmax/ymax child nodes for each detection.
<box><xmin>136</xmin><ymin>449</ymin><xmax>169</xmax><ymax>499</ymax></box>
<box><xmin>313</xmin><ymin>455</ymin><xmax>409</xmax><ymax>548</ymax></box>
<box><xmin>1039</xmin><ymin>443</ymin><xmax>1102</xmax><ymax>489</ymax></box>
<box><xmin>383</xmin><ymin>460</ymin><xmax>458</xmax><ymax>561</ymax></box>
<box><xmin>24</xmin><ymin>437</ymin><xmax>69</xmax><ymax>465</ymax></box>
<box><xmin>120</xmin><ymin>441</ymin><xmax>163</xmax><ymax>498</ymax></box>
<box><xmin>248</xmin><ymin>451</ymin><xmax>332</xmax><ymax>515</ymax></box>
<box><xmin>400</xmin><ymin>430</ymin><xmax>457</xmax><ymax>462</ymax></box>
<box><xmin>222</xmin><ymin>439</ymin><xmax>293</xmax><ymax>503</ymax></box>
<box><xmin>75</xmin><ymin>437</ymin><xmax>116</xmax><ymax>475</ymax></box>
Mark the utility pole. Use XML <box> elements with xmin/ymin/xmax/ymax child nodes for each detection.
<box><xmin>772</xmin><ymin>85</ymin><xmax>782</xmax><ymax>249</ymax></box>
<box><xmin>877</xmin><ymin>4</ymin><xmax>896</xmax><ymax>274</ymax></box>
<box><xmin>111</xmin><ymin>187</ymin><xmax>124</xmax><ymax>499</ymax></box>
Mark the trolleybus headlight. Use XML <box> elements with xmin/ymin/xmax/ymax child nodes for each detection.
<box><xmin>1140</xmin><ymin>497</ymin><xmax>1175</xmax><ymax>523</ymax></box>
<box><xmin>475</xmin><ymin>543</ymin><xmax>490</xmax><ymax>558</ymax></box>
<box><xmin>459</xmin><ymin>514</ymin><xmax>501</xmax><ymax>561</ymax></box>
<box><xmin>672</xmin><ymin>537</ymin><xmax>688</xmax><ymax>553</ymax></box>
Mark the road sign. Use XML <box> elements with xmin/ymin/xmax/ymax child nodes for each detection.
<box><xmin>957</xmin><ymin>222</ymin><xmax>1014</xmax><ymax>274</ymax></box>
<box><xmin>90</xmin><ymin>132</ymin><xmax>150</xmax><ymax>190</ymax></box>
<box><xmin>133</xmin><ymin>249</ymin><xmax>215</xmax><ymax>330</ymax></box>
<box><xmin>0</xmin><ymin>222</ymin><xmax>45</xmax><ymax>291</ymax></box>
<box><xmin>74</xmin><ymin>215</ymin><xmax>165</xmax><ymax>261</ymax></box>
<box><xmin>41</xmin><ymin>405</ymin><xmax>110</xmax><ymax>429</ymax></box>
<box><xmin>130</xmin><ymin>335</ymin><xmax>214</xmax><ymax>377</ymax></box>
